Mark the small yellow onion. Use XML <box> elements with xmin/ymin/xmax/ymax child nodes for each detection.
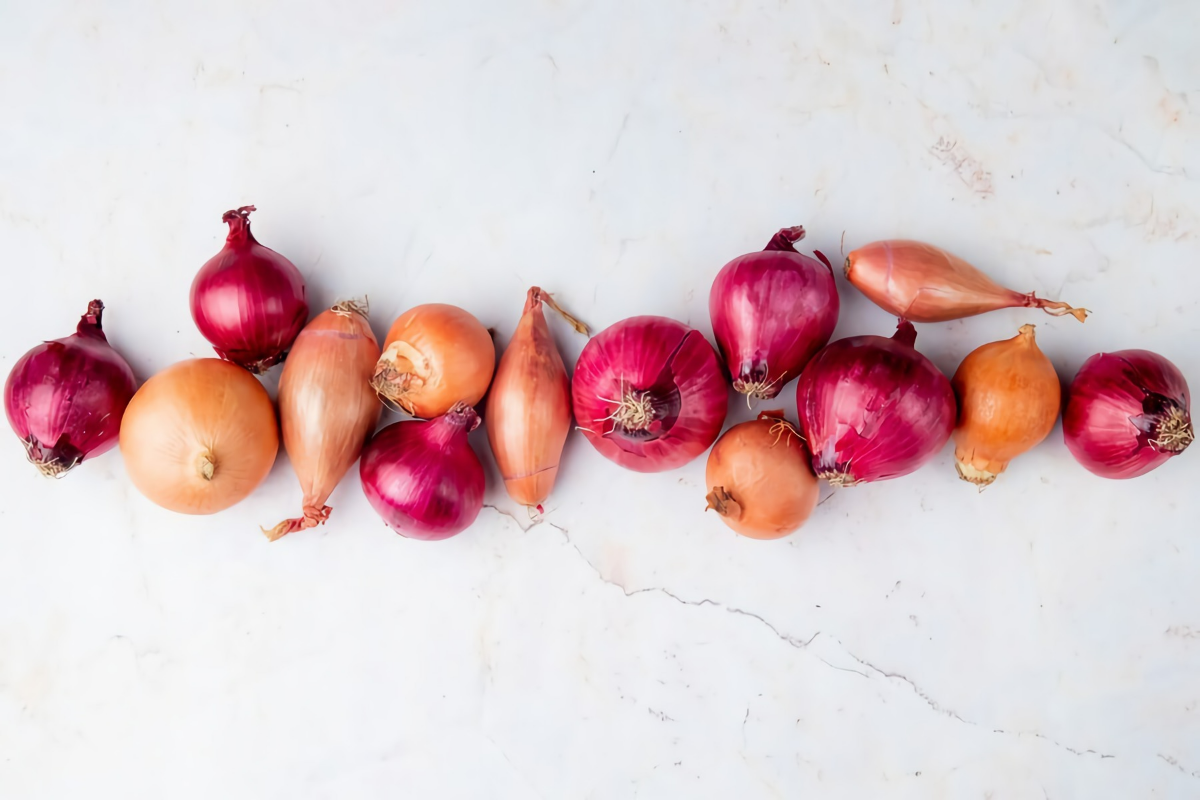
<box><xmin>486</xmin><ymin>287</ymin><xmax>587</xmax><ymax>508</ymax></box>
<box><xmin>952</xmin><ymin>324</ymin><xmax>1060</xmax><ymax>487</ymax></box>
<box><xmin>120</xmin><ymin>358</ymin><xmax>278</xmax><ymax>514</ymax></box>
<box><xmin>370</xmin><ymin>303</ymin><xmax>495</xmax><ymax>418</ymax></box>
<box><xmin>705</xmin><ymin>411</ymin><xmax>819</xmax><ymax>539</ymax></box>
<box><xmin>264</xmin><ymin>301</ymin><xmax>381</xmax><ymax>541</ymax></box>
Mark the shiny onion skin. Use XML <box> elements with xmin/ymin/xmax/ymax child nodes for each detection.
<box><xmin>4</xmin><ymin>300</ymin><xmax>137</xmax><ymax>477</ymax></box>
<box><xmin>845</xmin><ymin>240</ymin><xmax>1088</xmax><ymax>324</ymax></box>
<box><xmin>710</xmin><ymin>226</ymin><xmax>839</xmax><ymax>399</ymax></box>
<box><xmin>265</xmin><ymin>302</ymin><xmax>382</xmax><ymax>541</ymax></box>
<box><xmin>190</xmin><ymin>205</ymin><xmax>309</xmax><ymax>373</ymax></box>
<box><xmin>486</xmin><ymin>288</ymin><xmax>588</xmax><ymax>507</ymax></box>
<box><xmin>1063</xmin><ymin>350</ymin><xmax>1193</xmax><ymax>479</ymax></box>
<box><xmin>371</xmin><ymin>303</ymin><xmax>495</xmax><ymax>418</ymax></box>
<box><xmin>573</xmin><ymin>316</ymin><xmax>728</xmax><ymax>472</ymax></box>
<box><xmin>120</xmin><ymin>359</ymin><xmax>278</xmax><ymax>514</ymax></box>
<box><xmin>359</xmin><ymin>403</ymin><xmax>485</xmax><ymax>540</ymax></box>
<box><xmin>705</xmin><ymin>411</ymin><xmax>819</xmax><ymax>539</ymax></box>
<box><xmin>951</xmin><ymin>325</ymin><xmax>1060</xmax><ymax>487</ymax></box>
<box><xmin>796</xmin><ymin>320</ymin><xmax>955</xmax><ymax>486</ymax></box>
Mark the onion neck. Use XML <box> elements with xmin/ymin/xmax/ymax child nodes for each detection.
<box><xmin>764</xmin><ymin>225</ymin><xmax>806</xmax><ymax>252</ymax></box>
<box><xmin>76</xmin><ymin>299</ymin><xmax>108</xmax><ymax>339</ymax></box>
<box><xmin>892</xmin><ymin>319</ymin><xmax>918</xmax><ymax>348</ymax></box>
<box><xmin>222</xmin><ymin>205</ymin><xmax>259</xmax><ymax>246</ymax></box>
<box><xmin>427</xmin><ymin>403</ymin><xmax>481</xmax><ymax>447</ymax></box>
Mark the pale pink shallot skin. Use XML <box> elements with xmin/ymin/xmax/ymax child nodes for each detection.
<box><xmin>845</xmin><ymin>240</ymin><xmax>1087</xmax><ymax>323</ymax></box>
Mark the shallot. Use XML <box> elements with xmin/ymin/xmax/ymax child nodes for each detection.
<box><xmin>951</xmin><ymin>324</ymin><xmax>1060</xmax><ymax>487</ymax></box>
<box><xmin>845</xmin><ymin>240</ymin><xmax>1088</xmax><ymax>323</ymax></box>
<box><xmin>265</xmin><ymin>301</ymin><xmax>382</xmax><ymax>540</ymax></box>
<box><xmin>486</xmin><ymin>288</ymin><xmax>587</xmax><ymax>508</ymax></box>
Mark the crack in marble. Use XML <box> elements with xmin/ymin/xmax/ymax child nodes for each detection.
<box><xmin>523</xmin><ymin>513</ymin><xmax>1126</xmax><ymax>767</ymax></box>
<box><xmin>1157</xmin><ymin>753</ymin><xmax>1200</xmax><ymax>780</ymax></box>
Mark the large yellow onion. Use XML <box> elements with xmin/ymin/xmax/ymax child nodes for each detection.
<box><xmin>120</xmin><ymin>358</ymin><xmax>278</xmax><ymax>514</ymax></box>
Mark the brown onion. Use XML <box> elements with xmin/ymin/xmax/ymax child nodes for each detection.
<box><xmin>371</xmin><ymin>303</ymin><xmax>495</xmax><ymax>418</ymax></box>
<box><xmin>120</xmin><ymin>359</ymin><xmax>278</xmax><ymax>514</ymax></box>
<box><xmin>705</xmin><ymin>411</ymin><xmax>819</xmax><ymax>539</ymax></box>
<box><xmin>951</xmin><ymin>324</ymin><xmax>1060</xmax><ymax>487</ymax></box>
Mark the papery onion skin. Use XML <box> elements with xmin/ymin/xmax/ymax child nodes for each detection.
<box><xmin>120</xmin><ymin>358</ymin><xmax>278</xmax><ymax>514</ymax></box>
<box><xmin>845</xmin><ymin>240</ymin><xmax>1088</xmax><ymax>323</ymax></box>
<box><xmin>190</xmin><ymin>205</ymin><xmax>309</xmax><ymax>374</ymax></box>
<box><xmin>796</xmin><ymin>320</ymin><xmax>955</xmax><ymax>486</ymax></box>
<box><xmin>951</xmin><ymin>324</ymin><xmax>1060</xmax><ymax>487</ymax></box>
<box><xmin>572</xmin><ymin>315</ymin><xmax>728</xmax><ymax>473</ymax></box>
<box><xmin>359</xmin><ymin>402</ymin><xmax>485</xmax><ymax>540</ymax></box>
<box><xmin>705</xmin><ymin>411</ymin><xmax>819</xmax><ymax>539</ymax></box>
<box><xmin>1063</xmin><ymin>349</ymin><xmax>1193</xmax><ymax>479</ymax></box>
<box><xmin>371</xmin><ymin>303</ymin><xmax>495</xmax><ymax>418</ymax></box>
<box><xmin>710</xmin><ymin>226</ymin><xmax>839</xmax><ymax>399</ymax></box>
<box><xmin>4</xmin><ymin>300</ymin><xmax>137</xmax><ymax>478</ymax></box>
<box><xmin>486</xmin><ymin>288</ymin><xmax>586</xmax><ymax>507</ymax></box>
<box><xmin>265</xmin><ymin>301</ymin><xmax>382</xmax><ymax>541</ymax></box>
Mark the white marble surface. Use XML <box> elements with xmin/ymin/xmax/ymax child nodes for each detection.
<box><xmin>2</xmin><ymin>1</ymin><xmax>1199</xmax><ymax>797</ymax></box>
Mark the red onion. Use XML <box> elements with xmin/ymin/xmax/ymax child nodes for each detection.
<box><xmin>1063</xmin><ymin>350</ymin><xmax>1193</xmax><ymax>479</ymax></box>
<box><xmin>359</xmin><ymin>402</ymin><xmax>484</xmax><ymax>540</ymax></box>
<box><xmin>710</xmin><ymin>225</ymin><xmax>839</xmax><ymax>399</ymax></box>
<box><xmin>572</xmin><ymin>315</ymin><xmax>728</xmax><ymax>472</ymax></box>
<box><xmin>795</xmin><ymin>320</ymin><xmax>955</xmax><ymax>486</ymax></box>
<box><xmin>190</xmin><ymin>205</ymin><xmax>308</xmax><ymax>373</ymax></box>
<box><xmin>5</xmin><ymin>300</ymin><xmax>137</xmax><ymax>477</ymax></box>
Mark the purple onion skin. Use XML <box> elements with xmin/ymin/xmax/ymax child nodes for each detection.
<box><xmin>359</xmin><ymin>403</ymin><xmax>485</xmax><ymax>540</ymax></box>
<box><xmin>796</xmin><ymin>320</ymin><xmax>955</xmax><ymax>486</ymax></box>
<box><xmin>190</xmin><ymin>205</ymin><xmax>308</xmax><ymax>374</ymax></box>
<box><xmin>1064</xmin><ymin>350</ymin><xmax>1193</xmax><ymax>479</ymax></box>
<box><xmin>710</xmin><ymin>226</ymin><xmax>839</xmax><ymax>399</ymax></box>
<box><xmin>4</xmin><ymin>300</ymin><xmax>137</xmax><ymax>478</ymax></box>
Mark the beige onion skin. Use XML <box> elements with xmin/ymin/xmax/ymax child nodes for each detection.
<box><xmin>271</xmin><ymin>304</ymin><xmax>381</xmax><ymax>537</ymax></box>
<box><xmin>704</xmin><ymin>413</ymin><xmax>819</xmax><ymax>539</ymax></box>
<box><xmin>120</xmin><ymin>358</ymin><xmax>278</xmax><ymax>515</ymax></box>
<box><xmin>951</xmin><ymin>324</ymin><xmax>1061</xmax><ymax>486</ymax></box>
<box><xmin>486</xmin><ymin>289</ymin><xmax>572</xmax><ymax>507</ymax></box>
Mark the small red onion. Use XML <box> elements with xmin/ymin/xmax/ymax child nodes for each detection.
<box><xmin>796</xmin><ymin>320</ymin><xmax>955</xmax><ymax>486</ymax></box>
<box><xmin>5</xmin><ymin>300</ymin><xmax>137</xmax><ymax>477</ymax></box>
<box><xmin>1063</xmin><ymin>350</ymin><xmax>1193</xmax><ymax>479</ymax></box>
<box><xmin>710</xmin><ymin>225</ymin><xmax>839</xmax><ymax>399</ymax></box>
<box><xmin>572</xmin><ymin>315</ymin><xmax>728</xmax><ymax>472</ymax></box>
<box><xmin>359</xmin><ymin>402</ymin><xmax>484</xmax><ymax>540</ymax></box>
<box><xmin>190</xmin><ymin>205</ymin><xmax>308</xmax><ymax>373</ymax></box>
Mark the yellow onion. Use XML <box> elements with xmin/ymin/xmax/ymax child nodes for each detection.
<box><xmin>486</xmin><ymin>288</ymin><xmax>587</xmax><ymax>507</ymax></box>
<box><xmin>370</xmin><ymin>303</ymin><xmax>495</xmax><ymax>418</ymax></box>
<box><xmin>952</xmin><ymin>324</ymin><xmax>1061</xmax><ymax>486</ymax></box>
<box><xmin>264</xmin><ymin>301</ymin><xmax>381</xmax><ymax>540</ymax></box>
<box><xmin>705</xmin><ymin>411</ymin><xmax>819</xmax><ymax>539</ymax></box>
<box><xmin>120</xmin><ymin>358</ymin><xmax>278</xmax><ymax>514</ymax></box>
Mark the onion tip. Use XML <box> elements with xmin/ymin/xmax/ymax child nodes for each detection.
<box><xmin>262</xmin><ymin>505</ymin><xmax>333</xmax><ymax>541</ymax></box>
<box><xmin>954</xmin><ymin>459</ymin><xmax>998</xmax><ymax>490</ymax></box>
